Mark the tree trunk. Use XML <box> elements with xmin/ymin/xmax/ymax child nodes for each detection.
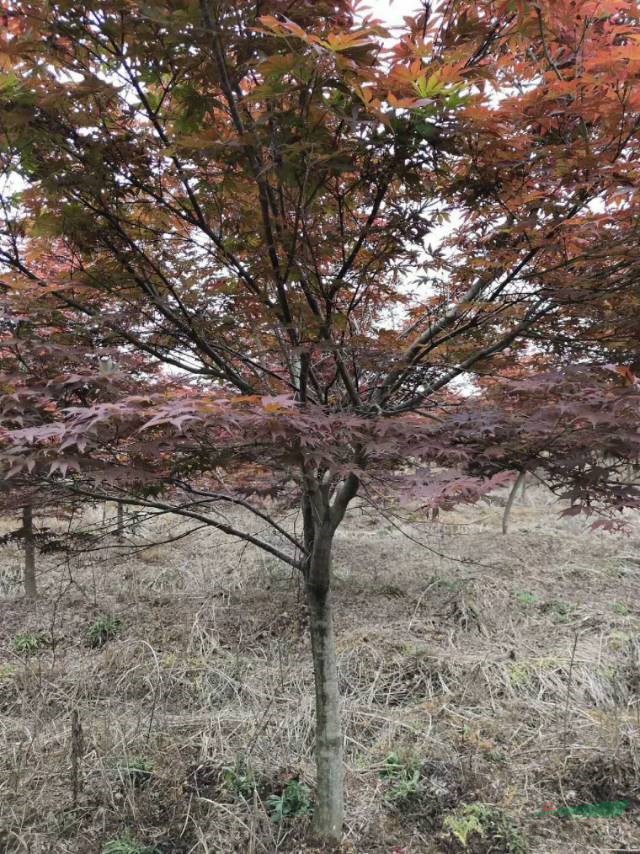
<box><xmin>301</xmin><ymin>471</ymin><xmax>358</xmax><ymax>843</ymax></box>
<box><xmin>116</xmin><ymin>502</ymin><xmax>124</xmax><ymax>542</ymax></box>
<box><xmin>502</xmin><ymin>469</ymin><xmax>526</xmax><ymax>535</ymax></box>
<box><xmin>307</xmin><ymin>583</ymin><xmax>343</xmax><ymax>841</ymax></box>
<box><xmin>23</xmin><ymin>503</ymin><xmax>37</xmax><ymax>599</ymax></box>
<box><xmin>305</xmin><ymin>524</ymin><xmax>344</xmax><ymax>843</ymax></box>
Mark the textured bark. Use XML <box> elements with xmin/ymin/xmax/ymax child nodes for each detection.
<box><xmin>502</xmin><ymin>469</ymin><xmax>527</xmax><ymax>534</ymax></box>
<box><xmin>301</xmin><ymin>473</ymin><xmax>358</xmax><ymax>842</ymax></box>
<box><xmin>307</xmin><ymin>562</ymin><xmax>343</xmax><ymax>842</ymax></box>
<box><xmin>23</xmin><ymin>503</ymin><xmax>36</xmax><ymax>599</ymax></box>
<box><xmin>520</xmin><ymin>471</ymin><xmax>528</xmax><ymax>503</ymax></box>
<box><xmin>116</xmin><ymin>502</ymin><xmax>124</xmax><ymax>542</ymax></box>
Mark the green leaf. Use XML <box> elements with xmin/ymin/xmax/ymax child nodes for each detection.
<box><xmin>536</xmin><ymin>800</ymin><xmax>629</xmax><ymax>819</ymax></box>
<box><xmin>173</xmin><ymin>85</ymin><xmax>211</xmax><ymax>133</ymax></box>
<box><xmin>555</xmin><ymin>800</ymin><xmax>629</xmax><ymax>819</ymax></box>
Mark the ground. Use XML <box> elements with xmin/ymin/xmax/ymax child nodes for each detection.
<box><xmin>0</xmin><ymin>485</ymin><xmax>639</xmax><ymax>853</ymax></box>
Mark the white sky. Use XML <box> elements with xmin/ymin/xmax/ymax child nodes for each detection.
<box><xmin>369</xmin><ymin>0</ymin><xmax>424</xmax><ymax>28</ymax></box>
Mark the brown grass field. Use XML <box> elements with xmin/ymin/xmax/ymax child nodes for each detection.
<box><xmin>0</xmin><ymin>485</ymin><xmax>639</xmax><ymax>853</ymax></box>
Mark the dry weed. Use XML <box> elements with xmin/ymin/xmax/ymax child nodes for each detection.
<box><xmin>0</xmin><ymin>486</ymin><xmax>638</xmax><ymax>852</ymax></box>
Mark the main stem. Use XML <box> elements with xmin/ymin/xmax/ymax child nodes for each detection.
<box><xmin>502</xmin><ymin>469</ymin><xmax>527</xmax><ymax>535</ymax></box>
<box><xmin>116</xmin><ymin>502</ymin><xmax>124</xmax><ymax>542</ymax></box>
<box><xmin>306</xmin><ymin>522</ymin><xmax>344</xmax><ymax>842</ymax></box>
<box><xmin>23</xmin><ymin>503</ymin><xmax>36</xmax><ymax>599</ymax></box>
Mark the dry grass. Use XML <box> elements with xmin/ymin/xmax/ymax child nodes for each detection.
<box><xmin>0</xmin><ymin>487</ymin><xmax>639</xmax><ymax>853</ymax></box>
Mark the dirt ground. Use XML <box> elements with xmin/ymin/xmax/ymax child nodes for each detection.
<box><xmin>0</xmin><ymin>485</ymin><xmax>639</xmax><ymax>853</ymax></box>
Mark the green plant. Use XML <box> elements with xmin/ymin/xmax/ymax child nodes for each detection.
<box><xmin>541</xmin><ymin>799</ymin><xmax>629</xmax><ymax>819</ymax></box>
<box><xmin>266</xmin><ymin>779</ymin><xmax>312</xmax><ymax>823</ymax></box>
<box><xmin>13</xmin><ymin>631</ymin><xmax>47</xmax><ymax>655</ymax></box>
<box><xmin>380</xmin><ymin>752</ymin><xmax>423</xmax><ymax>805</ymax></box>
<box><xmin>444</xmin><ymin>805</ymin><xmax>486</xmax><ymax>848</ymax></box>
<box><xmin>380</xmin><ymin>752</ymin><xmax>417</xmax><ymax>780</ymax></box>
<box><xmin>613</xmin><ymin>602</ymin><xmax>630</xmax><ymax>616</ymax></box>
<box><xmin>516</xmin><ymin>591</ymin><xmax>539</xmax><ymax>606</ymax></box>
<box><xmin>87</xmin><ymin>615</ymin><xmax>121</xmax><ymax>648</ymax></box>
<box><xmin>443</xmin><ymin>803</ymin><xmax>527</xmax><ymax>853</ymax></box>
<box><xmin>540</xmin><ymin>600</ymin><xmax>574</xmax><ymax>622</ymax></box>
<box><xmin>102</xmin><ymin>831</ymin><xmax>159</xmax><ymax>854</ymax></box>
<box><xmin>222</xmin><ymin>756</ymin><xmax>258</xmax><ymax>800</ymax></box>
<box><xmin>116</xmin><ymin>756</ymin><xmax>153</xmax><ymax>787</ymax></box>
<box><xmin>387</xmin><ymin>768</ymin><xmax>421</xmax><ymax>803</ymax></box>
<box><xmin>608</xmin><ymin>629</ymin><xmax>632</xmax><ymax>650</ymax></box>
<box><xmin>507</xmin><ymin>662</ymin><xmax>533</xmax><ymax>689</ymax></box>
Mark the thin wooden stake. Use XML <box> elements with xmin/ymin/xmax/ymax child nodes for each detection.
<box><xmin>71</xmin><ymin>708</ymin><xmax>84</xmax><ymax>807</ymax></box>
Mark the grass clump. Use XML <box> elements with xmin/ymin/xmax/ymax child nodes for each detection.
<box><xmin>380</xmin><ymin>752</ymin><xmax>422</xmax><ymax>806</ymax></box>
<box><xmin>266</xmin><ymin>779</ymin><xmax>312</xmax><ymax>823</ymax></box>
<box><xmin>443</xmin><ymin>803</ymin><xmax>527</xmax><ymax>853</ymax></box>
<box><xmin>613</xmin><ymin>602</ymin><xmax>630</xmax><ymax>616</ymax></box>
<box><xmin>13</xmin><ymin>631</ymin><xmax>48</xmax><ymax>655</ymax></box>
<box><xmin>102</xmin><ymin>831</ymin><xmax>158</xmax><ymax>854</ymax></box>
<box><xmin>0</xmin><ymin>663</ymin><xmax>15</xmax><ymax>679</ymax></box>
<box><xmin>87</xmin><ymin>615</ymin><xmax>121</xmax><ymax>648</ymax></box>
<box><xmin>540</xmin><ymin>600</ymin><xmax>574</xmax><ymax>622</ymax></box>
<box><xmin>116</xmin><ymin>756</ymin><xmax>154</xmax><ymax>788</ymax></box>
<box><xmin>222</xmin><ymin>756</ymin><xmax>260</xmax><ymax>800</ymax></box>
<box><xmin>515</xmin><ymin>591</ymin><xmax>539</xmax><ymax>607</ymax></box>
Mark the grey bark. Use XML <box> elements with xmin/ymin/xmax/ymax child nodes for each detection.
<box><xmin>502</xmin><ymin>469</ymin><xmax>527</xmax><ymax>535</ymax></box>
<box><xmin>302</xmin><ymin>474</ymin><xmax>358</xmax><ymax>843</ymax></box>
<box><xmin>307</xmin><ymin>575</ymin><xmax>343</xmax><ymax>841</ymax></box>
<box><xmin>116</xmin><ymin>502</ymin><xmax>124</xmax><ymax>542</ymax></box>
<box><xmin>23</xmin><ymin>503</ymin><xmax>36</xmax><ymax>598</ymax></box>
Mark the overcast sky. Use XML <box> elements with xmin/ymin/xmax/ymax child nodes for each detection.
<box><xmin>370</xmin><ymin>0</ymin><xmax>423</xmax><ymax>28</ymax></box>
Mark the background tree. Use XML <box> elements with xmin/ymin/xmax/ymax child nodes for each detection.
<box><xmin>1</xmin><ymin>0</ymin><xmax>640</xmax><ymax>841</ymax></box>
<box><xmin>0</xmin><ymin>275</ymin><xmax>159</xmax><ymax>594</ymax></box>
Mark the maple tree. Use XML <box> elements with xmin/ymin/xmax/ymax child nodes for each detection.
<box><xmin>0</xmin><ymin>281</ymin><xmax>159</xmax><ymax>593</ymax></box>
<box><xmin>1</xmin><ymin>0</ymin><xmax>640</xmax><ymax>841</ymax></box>
<box><xmin>442</xmin><ymin>365</ymin><xmax>640</xmax><ymax>528</ymax></box>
